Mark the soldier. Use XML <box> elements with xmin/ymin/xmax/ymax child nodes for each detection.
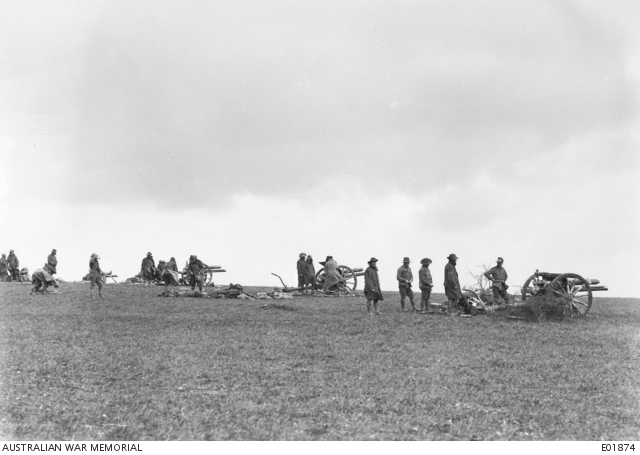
<box><xmin>297</xmin><ymin>253</ymin><xmax>307</xmax><ymax>288</ymax></box>
<box><xmin>29</xmin><ymin>265</ymin><xmax>59</xmax><ymax>294</ymax></box>
<box><xmin>397</xmin><ymin>257</ymin><xmax>417</xmax><ymax>312</ymax></box>
<box><xmin>161</xmin><ymin>257</ymin><xmax>179</xmax><ymax>296</ymax></box>
<box><xmin>303</xmin><ymin>255</ymin><xmax>316</xmax><ymax>295</ymax></box>
<box><xmin>45</xmin><ymin>249</ymin><xmax>58</xmax><ymax>276</ymax></box>
<box><xmin>7</xmin><ymin>250</ymin><xmax>19</xmax><ymax>282</ymax></box>
<box><xmin>140</xmin><ymin>252</ymin><xmax>156</xmax><ymax>287</ymax></box>
<box><xmin>0</xmin><ymin>253</ymin><xmax>7</xmax><ymax>282</ymax></box>
<box><xmin>88</xmin><ymin>253</ymin><xmax>105</xmax><ymax>299</ymax></box>
<box><xmin>444</xmin><ymin>254</ymin><xmax>462</xmax><ymax>315</ymax></box>
<box><xmin>484</xmin><ymin>257</ymin><xmax>510</xmax><ymax>304</ymax></box>
<box><xmin>364</xmin><ymin>257</ymin><xmax>383</xmax><ymax>315</ymax></box>
<box><xmin>418</xmin><ymin>258</ymin><xmax>434</xmax><ymax>313</ymax></box>
<box><xmin>187</xmin><ymin>255</ymin><xmax>208</xmax><ymax>293</ymax></box>
<box><xmin>322</xmin><ymin>256</ymin><xmax>342</xmax><ymax>292</ymax></box>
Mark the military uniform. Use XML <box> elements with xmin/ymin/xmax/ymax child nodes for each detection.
<box><xmin>0</xmin><ymin>255</ymin><xmax>8</xmax><ymax>282</ymax></box>
<box><xmin>141</xmin><ymin>254</ymin><xmax>156</xmax><ymax>285</ymax></box>
<box><xmin>397</xmin><ymin>258</ymin><xmax>417</xmax><ymax>311</ymax></box>
<box><xmin>297</xmin><ymin>255</ymin><xmax>307</xmax><ymax>288</ymax></box>
<box><xmin>444</xmin><ymin>255</ymin><xmax>463</xmax><ymax>314</ymax></box>
<box><xmin>188</xmin><ymin>256</ymin><xmax>207</xmax><ymax>292</ymax></box>
<box><xmin>418</xmin><ymin>259</ymin><xmax>434</xmax><ymax>312</ymax></box>
<box><xmin>88</xmin><ymin>254</ymin><xmax>104</xmax><ymax>297</ymax></box>
<box><xmin>484</xmin><ymin>263</ymin><xmax>509</xmax><ymax>304</ymax></box>
<box><xmin>7</xmin><ymin>252</ymin><xmax>19</xmax><ymax>282</ymax></box>
<box><xmin>364</xmin><ymin>258</ymin><xmax>383</xmax><ymax>314</ymax></box>
<box><xmin>45</xmin><ymin>252</ymin><xmax>58</xmax><ymax>275</ymax></box>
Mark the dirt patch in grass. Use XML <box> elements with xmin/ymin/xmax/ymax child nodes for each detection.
<box><xmin>0</xmin><ymin>283</ymin><xmax>639</xmax><ymax>440</ymax></box>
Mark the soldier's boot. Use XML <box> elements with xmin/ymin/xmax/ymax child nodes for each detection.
<box><xmin>410</xmin><ymin>300</ymin><xmax>418</xmax><ymax>312</ymax></box>
<box><xmin>400</xmin><ymin>299</ymin><xmax>406</xmax><ymax>312</ymax></box>
<box><xmin>374</xmin><ymin>301</ymin><xmax>381</xmax><ymax>315</ymax></box>
<box><xmin>366</xmin><ymin>301</ymin><xmax>372</xmax><ymax>314</ymax></box>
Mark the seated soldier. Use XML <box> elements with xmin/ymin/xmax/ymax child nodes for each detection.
<box><xmin>19</xmin><ymin>267</ymin><xmax>31</xmax><ymax>282</ymax></box>
<box><xmin>30</xmin><ymin>266</ymin><xmax>59</xmax><ymax>294</ymax></box>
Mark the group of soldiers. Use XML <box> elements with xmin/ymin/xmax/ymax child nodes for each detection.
<box><xmin>0</xmin><ymin>249</ymin><xmax>60</xmax><ymax>294</ymax></box>
<box><xmin>138</xmin><ymin>252</ymin><xmax>209</xmax><ymax>296</ymax></box>
<box><xmin>296</xmin><ymin>253</ymin><xmax>343</xmax><ymax>295</ymax></box>
<box><xmin>302</xmin><ymin>253</ymin><xmax>509</xmax><ymax>315</ymax></box>
<box><xmin>6</xmin><ymin>247</ymin><xmax>509</xmax><ymax>310</ymax></box>
<box><xmin>0</xmin><ymin>250</ymin><xmax>24</xmax><ymax>282</ymax></box>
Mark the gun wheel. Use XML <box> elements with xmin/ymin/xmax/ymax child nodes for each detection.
<box><xmin>549</xmin><ymin>273</ymin><xmax>593</xmax><ymax>317</ymax></box>
<box><xmin>521</xmin><ymin>274</ymin><xmax>547</xmax><ymax>301</ymax></box>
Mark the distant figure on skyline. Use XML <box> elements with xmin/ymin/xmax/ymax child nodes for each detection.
<box><xmin>484</xmin><ymin>257</ymin><xmax>509</xmax><ymax>305</ymax></box>
<box><xmin>45</xmin><ymin>249</ymin><xmax>58</xmax><ymax>276</ymax></box>
<box><xmin>89</xmin><ymin>253</ymin><xmax>105</xmax><ymax>299</ymax></box>
<box><xmin>364</xmin><ymin>257</ymin><xmax>383</xmax><ymax>315</ymax></box>
<box><xmin>7</xmin><ymin>250</ymin><xmax>19</xmax><ymax>282</ymax></box>
<box><xmin>0</xmin><ymin>253</ymin><xmax>8</xmax><ymax>282</ymax></box>
<box><xmin>140</xmin><ymin>252</ymin><xmax>156</xmax><ymax>287</ymax></box>
<box><xmin>297</xmin><ymin>253</ymin><xmax>307</xmax><ymax>288</ymax></box>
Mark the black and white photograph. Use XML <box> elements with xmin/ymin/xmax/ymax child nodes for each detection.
<box><xmin>0</xmin><ymin>0</ymin><xmax>639</xmax><ymax>446</ymax></box>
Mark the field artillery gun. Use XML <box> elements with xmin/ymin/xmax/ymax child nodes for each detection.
<box><xmin>178</xmin><ymin>263</ymin><xmax>226</xmax><ymax>286</ymax></box>
<box><xmin>82</xmin><ymin>271</ymin><xmax>118</xmax><ymax>283</ymax></box>
<box><xmin>521</xmin><ymin>270</ymin><xmax>608</xmax><ymax>317</ymax></box>
<box><xmin>271</xmin><ymin>264</ymin><xmax>365</xmax><ymax>296</ymax></box>
<box><xmin>314</xmin><ymin>264</ymin><xmax>364</xmax><ymax>295</ymax></box>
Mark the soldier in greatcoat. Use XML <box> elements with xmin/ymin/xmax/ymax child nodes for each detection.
<box><xmin>161</xmin><ymin>257</ymin><xmax>179</xmax><ymax>296</ymax></box>
<box><xmin>29</xmin><ymin>265</ymin><xmax>59</xmax><ymax>294</ymax></box>
<box><xmin>297</xmin><ymin>253</ymin><xmax>307</xmax><ymax>288</ymax></box>
<box><xmin>444</xmin><ymin>254</ymin><xmax>462</xmax><ymax>315</ymax></box>
<box><xmin>7</xmin><ymin>250</ymin><xmax>19</xmax><ymax>282</ymax></box>
<box><xmin>45</xmin><ymin>249</ymin><xmax>58</xmax><ymax>276</ymax></box>
<box><xmin>364</xmin><ymin>257</ymin><xmax>383</xmax><ymax>315</ymax></box>
<box><xmin>303</xmin><ymin>255</ymin><xmax>316</xmax><ymax>295</ymax></box>
<box><xmin>140</xmin><ymin>252</ymin><xmax>157</xmax><ymax>287</ymax></box>
<box><xmin>187</xmin><ymin>255</ymin><xmax>208</xmax><ymax>293</ymax></box>
<box><xmin>0</xmin><ymin>253</ymin><xmax>8</xmax><ymax>282</ymax></box>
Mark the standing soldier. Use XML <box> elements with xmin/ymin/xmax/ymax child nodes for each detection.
<box><xmin>364</xmin><ymin>257</ymin><xmax>383</xmax><ymax>315</ymax></box>
<box><xmin>303</xmin><ymin>255</ymin><xmax>316</xmax><ymax>295</ymax></box>
<box><xmin>322</xmin><ymin>256</ymin><xmax>342</xmax><ymax>292</ymax></box>
<box><xmin>7</xmin><ymin>250</ymin><xmax>19</xmax><ymax>282</ymax></box>
<box><xmin>45</xmin><ymin>249</ymin><xmax>58</xmax><ymax>276</ymax></box>
<box><xmin>484</xmin><ymin>257</ymin><xmax>510</xmax><ymax>304</ymax></box>
<box><xmin>297</xmin><ymin>253</ymin><xmax>307</xmax><ymax>288</ymax></box>
<box><xmin>161</xmin><ymin>257</ymin><xmax>179</xmax><ymax>296</ymax></box>
<box><xmin>418</xmin><ymin>258</ymin><xmax>434</xmax><ymax>313</ymax></box>
<box><xmin>187</xmin><ymin>255</ymin><xmax>208</xmax><ymax>293</ymax></box>
<box><xmin>397</xmin><ymin>257</ymin><xmax>417</xmax><ymax>312</ymax></box>
<box><xmin>444</xmin><ymin>254</ymin><xmax>462</xmax><ymax>315</ymax></box>
<box><xmin>0</xmin><ymin>253</ymin><xmax>8</xmax><ymax>282</ymax></box>
<box><xmin>88</xmin><ymin>253</ymin><xmax>105</xmax><ymax>299</ymax></box>
<box><xmin>140</xmin><ymin>252</ymin><xmax>156</xmax><ymax>287</ymax></box>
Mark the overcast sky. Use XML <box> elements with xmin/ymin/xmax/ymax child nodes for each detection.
<box><xmin>1</xmin><ymin>0</ymin><xmax>638</xmax><ymax>297</ymax></box>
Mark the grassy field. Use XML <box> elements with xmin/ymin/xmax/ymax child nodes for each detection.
<box><xmin>0</xmin><ymin>282</ymin><xmax>639</xmax><ymax>441</ymax></box>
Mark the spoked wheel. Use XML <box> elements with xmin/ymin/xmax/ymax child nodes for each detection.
<box><xmin>549</xmin><ymin>273</ymin><xmax>593</xmax><ymax>317</ymax></box>
<box><xmin>314</xmin><ymin>265</ymin><xmax>357</xmax><ymax>294</ymax></box>
<box><xmin>337</xmin><ymin>265</ymin><xmax>357</xmax><ymax>293</ymax></box>
<box><xmin>202</xmin><ymin>269</ymin><xmax>213</xmax><ymax>286</ymax></box>
<box><xmin>521</xmin><ymin>274</ymin><xmax>548</xmax><ymax>301</ymax></box>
